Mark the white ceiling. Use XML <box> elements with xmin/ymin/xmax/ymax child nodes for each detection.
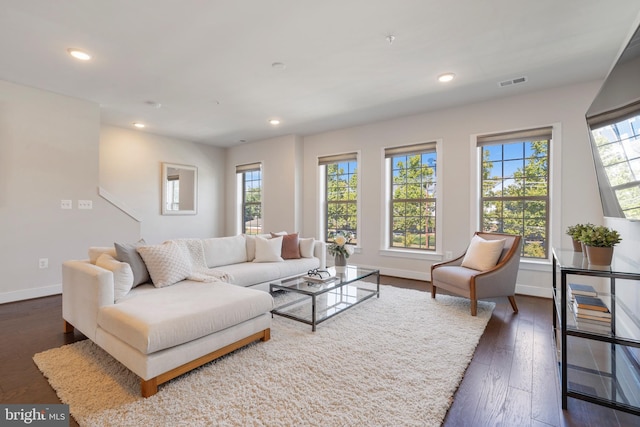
<box><xmin>2</xmin><ymin>0</ymin><xmax>640</xmax><ymax>147</ymax></box>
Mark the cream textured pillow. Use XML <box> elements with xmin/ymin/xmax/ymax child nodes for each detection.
<box><xmin>136</xmin><ymin>241</ymin><xmax>192</xmax><ymax>288</ymax></box>
<box><xmin>253</xmin><ymin>236</ymin><xmax>284</xmax><ymax>262</ymax></box>
<box><xmin>299</xmin><ymin>237</ymin><xmax>315</xmax><ymax>258</ymax></box>
<box><xmin>96</xmin><ymin>253</ymin><xmax>134</xmax><ymax>302</ymax></box>
<box><xmin>461</xmin><ymin>235</ymin><xmax>506</xmax><ymax>271</ymax></box>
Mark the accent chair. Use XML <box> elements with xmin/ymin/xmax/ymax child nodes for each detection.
<box><xmin>430</xmin><ymin>232</ymin><xmax>522</xmax><ymax>316</ymax></box>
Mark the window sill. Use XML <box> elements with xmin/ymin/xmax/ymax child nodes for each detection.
<box><xmin>519</xmin><ymin>258</ymin><xmax>552</xmax><ymax>272</ymax></box>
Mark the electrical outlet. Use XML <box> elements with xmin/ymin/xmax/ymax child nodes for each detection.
<box><xmin>445</xmin><ymin>251</ymin><xmax>453</xmax><ymax>260</ymax></box>
<box><xmin>78</xmin><ymin>200</ymin><xmax>93</xmax><ymax>209</ymax></box>
<box><xmin>60</xmin><ymin>200</ymin><xmax>72</xmax><ymax>209</ymax></box>
<box><xmin>39</xmin><ymin>258</ymin><xmax>48</xmax><ymax>269</ymax></box>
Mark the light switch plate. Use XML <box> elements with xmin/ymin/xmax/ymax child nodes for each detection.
<box><xmin>61</xmin><ymin>200</ymin><xmax>72</xmax><ymax>209</ymax></box>
<box><xmin>78</xmin><ymin>200</ymin><xmax>93</xmax><ymax>209</ymax></box>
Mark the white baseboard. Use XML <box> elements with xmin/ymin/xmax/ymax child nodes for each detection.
<box><xmin>515</xmin><ymin>283</ymin><xmax>551</xmax><ymax>299</ymax></box>
<box><xmin>359</xmin><ymin>264</ymin><xmax>550</xmax><ymax>299</ymax></box>
<box><xmin>0</xmin><ymin>284</ymin><xmax>62</xmax><ymax>304</ymax></box>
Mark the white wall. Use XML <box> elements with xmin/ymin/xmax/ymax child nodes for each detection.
<box><xmin>0</xmin><ymin>81</ymin><xmax>139</xmax><ymax>303</ymax></box>
<box><xmin>100</xmin><ymin>125</ymin><xmax>226</xmax><ymax>243</ymax></box>
<box><xmin>225</xmin><ymin>134</ymin><xmax>303</xmax><ymax>235</ymax></box>
<box><xmin>225</xmin><ymin>81</ymin><xmax>606</xmax><ymax>297</ymax></box>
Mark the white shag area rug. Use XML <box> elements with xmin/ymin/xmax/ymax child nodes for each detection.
<box><xmin>33</xmin><ymin>285</ymin><xmax>494</xmax><ymax>427</ymax></box>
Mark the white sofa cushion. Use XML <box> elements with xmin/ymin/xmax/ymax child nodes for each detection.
<box><xmin>96</xmin><ymin>253</ymin><xmax>134</xmax><ymax>302</ymax></box>
<box><xmin>203</xmin><ymin>235</ymin><xmax>247</xmax><ymax>268</ymax></box>
<box><xmin>299</xmin><ymin>238</ymin><xmax>315</xmax><ymax>258</ymax></box>
<box><xmin>88</xmin><ymin>246</ymin><xmax>117</xmax><ymax>264</ymax></box>
<box><xmin>215</xmin><ymin>257</ymin><xmax>320</xmax><ymax>287</ymax></box>
<box><xmin>254</xmin><ymin>236</ymin><xmax>283</xmax><ymax>262</ymax></box>
<box><xmin>97</xmin><ymin>281</ymin><xmax>274</xmax><ymax>354</ymax></box>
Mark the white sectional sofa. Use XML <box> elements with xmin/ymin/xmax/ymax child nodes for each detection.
<box><xmin>62</xmin><ymin>233</ymin><xmax>325</xmax><ymax>397</ymax></box>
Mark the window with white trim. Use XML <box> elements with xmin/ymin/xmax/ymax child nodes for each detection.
<box><xmin>478</xmin><ymin>127</ymin><xmax>551</xmax><ymax>259</ymax></box>
<box><xmin>319</xmin><ymin>153</ymin><xmax>358</xmax><ymax>244</ymax></box>
<box><xmin>587</xmin><ymin>101</ymin><xmax>640</xmax><ymax>220</ymax></box>
<box><xmin>237</xmin><ymin>163</ymin><xmax>262</xmax><ymax>235</ymax></box>
<box><xmin>386</xmin><ymin>142</ymin><xmax>437</xmax><ymax>250</ymax></box>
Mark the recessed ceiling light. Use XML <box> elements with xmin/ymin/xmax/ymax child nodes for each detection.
<box><xmin>67</xmin><ymin>48</ymin><xmax>91</xmax><ymax>61</ymax></box>
<box><xmin>269</xmin><ymin>119</ymin><xmax>281</xmax><ymax>126</ymax></box>
<box><xmin>438</xmin><ymin>73</ymin><xmax>456</xmax><ymax>83</ymax></box>
<box><xmin>133</xmin><ymin>122</ymin><xmax>145</xmax><ymax>129</ymax></box>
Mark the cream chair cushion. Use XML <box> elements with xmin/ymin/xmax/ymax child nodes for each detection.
<box><xmin>461</xmin><ymin>234</ymin><xmax>505</xmax><ymax>271</ymax></box>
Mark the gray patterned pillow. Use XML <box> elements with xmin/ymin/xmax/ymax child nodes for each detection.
<box><xmin>136</xmin><ymin>241</ymin><xmax>192</xmax><ymax>288</ymax></box>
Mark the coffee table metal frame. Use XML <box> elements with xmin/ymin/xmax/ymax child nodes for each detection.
<box><xmin>269</xmin><ymin>265</ymin><xmax>380</xmax><ymax>331</ymax></box>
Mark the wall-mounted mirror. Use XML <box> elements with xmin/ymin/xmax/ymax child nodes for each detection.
<box><xmin>162</xmin><ymin>162</ymin><xmax>197</xmax><ymax>215</ymax></box>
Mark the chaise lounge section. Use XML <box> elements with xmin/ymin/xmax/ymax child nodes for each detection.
<box><xmin>62</xmin><ymin>233</ymin><xmax>325</xmax><ymax>396</ymax></box>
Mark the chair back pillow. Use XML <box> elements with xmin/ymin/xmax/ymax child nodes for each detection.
<box><xmin>461</xmin><ymin>235</ymin><xmax>506</xmax><ymax>271</ymax></box>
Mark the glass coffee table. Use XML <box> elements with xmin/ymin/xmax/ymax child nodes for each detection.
<box><xmin>270</xmin><ymin>265</ymin><xmax>380</xmax><ymax>331</ymax></box>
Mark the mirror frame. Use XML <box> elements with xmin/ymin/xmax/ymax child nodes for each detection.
<box><xmin>161</xmin><ymin>162</ymin><xmax>198</xmax><ymax>215</ymax></box>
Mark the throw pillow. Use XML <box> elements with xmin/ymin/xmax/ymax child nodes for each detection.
<box><xmin>299</xmin><ymin>237</ymin><xmax>316</xmax><ymax>258</ymax></box>
<box><xmin>461</xmin><ymin>235</ymin><xmax>506</xmax><ymax>271</ymax></box>
<box><xmin>253</xmin><ymin>236</ymin><xmax>284</xmax><ymax>262</ymax></box>
<box><xmin>96</xmin><ymin>253</ymin><xmax>134</xmax><ymax>302</ymax></box>
<box><xmin>88</xmin><ymin>246</ymin><xmax>117</xmax><ymax>264</ymax></box>
<box><xmin>136</xmin><ymin>241</ymin><xmax>192</xmax><ymax>288</ymax></box>
<box><xmin>272</xmin><ymin>232</ymin><xmax>300</xmax><ymax>259</ymax></box>
<box><xmin>114</xmin><ymin>239</ymin><xmax>150</xmax><ymax>287</ymax></box>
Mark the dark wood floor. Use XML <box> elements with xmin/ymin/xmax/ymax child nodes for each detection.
<box><xmin>1</xmin><ymin>277</ymin><xmax>638</xmax><ymax>426</ymax></box>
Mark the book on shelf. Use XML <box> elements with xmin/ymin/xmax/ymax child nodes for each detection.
<box><xmin>568</xmin><ymin>283</ymin><xmax>597</xmax><ymax>298</ymax></box>
<box><xmin>573</xmin><ymin>304</ymin><xmax>611</xmax><ymax>318</ymax></box>
<box><xmin>574</xmin><ymin>295</ymin><xmax>609</xmax><ymax>312</ymax></box>
<box><xmin>575</xmin><ymin>313</ymin><xmax>612</xmax><ymax>323</ymax></box>
<box><xmin>575</xmin><ymin>316</ymin><xmax>612</xmax><ymax>329</ymax></box>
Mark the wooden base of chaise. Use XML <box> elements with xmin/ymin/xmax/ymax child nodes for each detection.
<box><xmin>63</xmin><ymin>320</ymin><xmax>74</xmax><ymax>334</ymax></box>
<box><xmin>140</xmin><ymin>328</ymin><xmax>271</xmax><ymax>397</ymax></box>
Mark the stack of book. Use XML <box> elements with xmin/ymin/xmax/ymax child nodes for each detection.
<box><xmin>573</xmin><ymin>295</ymin><xmax>611</xmax><ymax>324</ymax></box>
<box><xmin>568</xmin><ymin>283</ymin><xmax>598</xmax><ymax>301</ymax></box>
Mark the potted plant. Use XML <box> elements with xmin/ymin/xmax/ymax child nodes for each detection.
<box><xmin>328</xmin><ymin>231</ymin><xmax>355</xmax><ymax>266</ymax></box>
<box><xmin>579</xmin><ymin>225</ymin><xmax>622</xmax><ymax>265</ymax></box>
<box><xmin>566</xmin><ymin>223</ymin><xmax>595</xmax><ymax>252</ymax></box>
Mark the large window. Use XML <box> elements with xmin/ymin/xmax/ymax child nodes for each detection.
<box><xmin>237</xmin><ymin>163</ymin><xmax>262</xmax><ymax>235</ymax></box>
<box><xmin>386</xmin><ymin>142</ymin><xmax>437</xmax><ymax>250</ymax></box>
<box><xmin>587</xmin><ymin>103</ymin><xmax>640</xmax><ymax>220</ymax></box>
<box><xmin>478</xmin><ymin>128</ymin><xmax>551</xmax><ymax>259</ymax></box>
<box><xmin>319</xmin><ymin>153</ymin><xmax>358</xmax><ymax>244</ymax></box>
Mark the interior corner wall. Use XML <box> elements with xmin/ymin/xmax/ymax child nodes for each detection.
<box><xmin>0</xmin><ymin>80</ymin><xmax>139</xmax><ymax>303</ymax></box>
<box><xmin>225</xmin><ymin>135</ymin><xmax>301</xmax><ymax>235</ymax></box>
<box><xmin>100</xmin><ymin>125</ymin><xmax>226</xmax><ymax>243</ymax></box>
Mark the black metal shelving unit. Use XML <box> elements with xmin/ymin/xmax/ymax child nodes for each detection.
<box><xmin>552</xmin><ymin>248</ymin><xmax>640</xmax><ymax>415</ymax></box>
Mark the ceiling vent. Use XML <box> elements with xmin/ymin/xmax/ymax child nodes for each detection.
<box><xmin>498</xmin><ymin>76</ymin><xmax>528</xmax><ymax>88</ymax></box>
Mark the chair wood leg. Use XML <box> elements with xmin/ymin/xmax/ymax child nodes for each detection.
<box><xmin>471</xmin><ymin>299</ymin><xmax>477</xmax><ymax>316</ymax></box>
<box><xmin>508</xmin><ymin>295</ymin><xmax>519</xmax><ymax>313</ymax></box>
<box><xmin>431</xmin><ymin>285</ymin><xmax>436</xmax><ymax>299</ymax></box>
